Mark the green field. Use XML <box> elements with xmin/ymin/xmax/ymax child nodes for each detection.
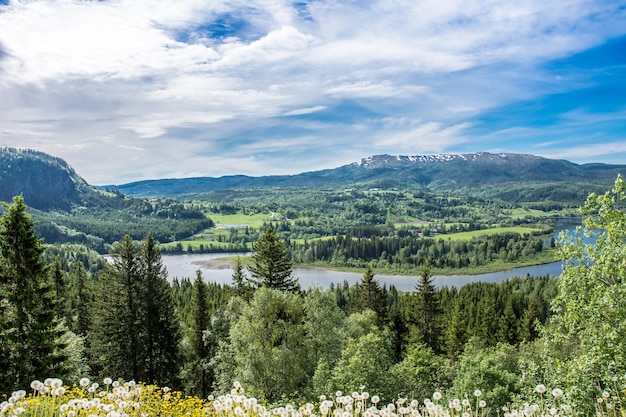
<box><xmin>208</xmin><ymin>212</ymin><xmax>271</xmax><ymax>227</ymax></box>
<box><xmin>435</xmin><ymin>226</ymin><xmax>549</xmax><ymax>241</ymax></box>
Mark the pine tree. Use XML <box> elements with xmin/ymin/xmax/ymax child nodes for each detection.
<box><xmin>248</xmin><ymin>226</ymin><xmax>299</xmax><ymax>292</ymax></box>
<box><xmin>0</xmin><ymin>196</ymin><xmax>66</xmax><ymax>393</ymax></box>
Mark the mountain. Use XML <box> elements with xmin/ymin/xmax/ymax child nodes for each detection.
<box><xmin>0</xmin><ymin>147</ymin><xmax>107</xmax><ymax>211</ymax></box>
<box><xmin>111</xmin><ymin>152</ymin><xmax>626</xmax><ymax>198</ymax></box>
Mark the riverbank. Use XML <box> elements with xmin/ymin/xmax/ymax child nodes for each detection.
<box><xmin>213</xmin><ymin>249</ymin><xmax>559</xmax><ymax>277</ymax></box>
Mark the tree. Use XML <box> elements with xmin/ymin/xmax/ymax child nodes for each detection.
<box><xmin>353</xmin><ymin>265</ymin><xmax>387</xmax><ymax>324</ymax></box>
<box><xmin>231</xmin><ymin>256</ymin><xmax>252</xmax><ymax>299</ymax></box>
<box><xmin>67</xmin><ymin>261</ymin><xmax>92</xmax><ymax>337</ymax></box>
<box><xmin>89</xmin><ymin>234</ymin><xmax>181</xmax><ymax>387</ymax></box>
<box><xmin>0</xmin><ymin>196</ymin><xmax>66</xmax><ymax>393</ymax></box>
<box><xmin>413</xmin><ymin>262</ymin><xmax>442</xmax><ymax>351</ymax></box>
<box><xmin>248</xmin><ymin>226</ymin><xmax>299</xmax><ymax>292</ymax></box>
<box><xmin>184</xmin><ymin>270</ymin><xmax>212</xmax><ymax>397</ymax></box>
<box><xmin>228</xmin><ymin>288</ymin><xmax>309</xmax><ymax>401</ymax></box>
<box><xmin>141</xmin><ymin>234</ymin><xmax>181</xmax><ymax>387</ymax></box>
<box><xmin>89</xmin><ymin>235</ymin><xmax>143</xmax><ymax>381</ymax></box>
<box><xmin>542</xmin><ymin>175</ymin><xmax>626</xmax><ymax>410</ymax></box>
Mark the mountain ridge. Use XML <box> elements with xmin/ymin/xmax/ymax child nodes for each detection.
<box><xmin>109</xmin><ymin>151</ymin><xmax>626</xmax><ymax>198</ymax></box>
<box><xmin>1</xmin><ymin>147</ymin><xmax>624</xmax><ymax>204</ymax></box>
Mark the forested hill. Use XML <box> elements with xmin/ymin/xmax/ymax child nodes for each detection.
<box><xmin>0</xmin><ymin>147</ymin><xmax>99</xmax><ymax>211</ymax></box>
<box><xmin>112</xmin><ymin>152</ymin><xmax>626</xmax><ymax>198</ymax></box>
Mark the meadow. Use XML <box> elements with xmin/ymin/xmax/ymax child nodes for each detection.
<box><xmin>4</xmin><ymin>376</ymin><xmax>617</xmax><ymax>417</ymax></box>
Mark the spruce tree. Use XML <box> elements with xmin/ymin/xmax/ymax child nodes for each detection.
<box><xmin>90</xmin><ymin>235</ymin><xmax>182</xmax><ymax>387</ymax></box>
<box><xmin>0</xmin><ymin>196</ymin><xmax>66</xmax><ymax>393</ymax></box>
<box><xmin>141</xmin><ymin>234</ymin><xmax>181</xmax><ymax>387</ymax></box>
<box><xmin>354</xmin><ymin>265</ymin><xmax>387</xmax><ymax>324</ymax></box>
<box><xmin>413</xmin><ymin>262</ymin><xmax>442</xmax><ymax>352</ymax></box>
<box><xmin>89</xmin><ymin>235</ymin><xmax>144</xmax><ymax>381</ymax></box>
<box><xmin>185</xmin><ymin>270</ymin><xmax>211</xmax><ymax>397</ymax></box>
<box><xmin>248</xmin><ymin>226</ymin><xmax>299</xmax><ymax>292</ymax></box>
<box><xmin>68</xmin><ymin>261</ymin><xmax>92</xmax><ymax>337</ymax></box>
<box><xmin>231</xmin><ymin>256</ymin><xmax>252</xmax><ymax>299</ymax></box>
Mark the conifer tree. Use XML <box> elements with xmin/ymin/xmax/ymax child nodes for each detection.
<box><xmin>89</xmin><ymin>234</ymin><xmax>143</xmax><ymax>381</ymax></box>
<box><xmin>354</xmin><ymin>264</ymin><xmax>387</xmax><ymax>324</ymax></box>
<box><xmin>68</xmin><ymin>261</ymin><xmax>92</xmax><ymax>337</ymax></box>
<box><xmin>50</xmin><ymin>259</ymin><xmax>70</xmax><ymax>323</ymax></box>
<box><xmin>185</xmin><ymin>270</ymin><xmax>212</xmax><ymax>397</ymax></box>
<box><xmin>248</xmin><ymin>225</ymin><xmax>299</xmax><ymax>292</ymax></box>
<box><xmin>0</xmin><ymin>196</ymin><xmax>66</xmax><ymax>393</ymax></box>
<box><xmin>413</xmin><ymin>262</ymin><xmax>442</xmax><ymax>352</ymax></box>
<box><xmin>231</xmin><ymin>256</ymin><xmax>252</xmax><ymax>299</ymax></box>
<box><xmin>141</xmin><ymin>234</ymin><xmax>181</xmax><ymax>387</ymax></box>
<box><xmin>90</xmin><ymin>234</ymin><xmax>181</xmax><ymax>387</ymax></box>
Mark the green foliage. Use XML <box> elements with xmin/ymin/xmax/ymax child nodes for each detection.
<box><xmin>331</xmin><ymin>331</ymin><xmax>395</xmax><ymax>402</ymax></box>
<box><xmin>228</xmin><ymin>288</ymin><xmax>310</xmax><ymax>402</ymax></box>
<box><xmin>448</xmin><ymin>340</ymin><xmax>522</xmax><ymax>411</ymax></box>
<box><xmin>248</xmin><ymin>226</ymin><xmax>299</xmax><ymax>292</ymax></box>
<box><xmin>541</xmin><ymin>175</ymin><xmax>626</xmax><ymax>410</ymax></box>
<box><xmin>0</xmin><ymin>196</ymin><xmax>67</xmax><ymax>393</ymax></box>
<box><xmin>88</xmin><ymin>234</ymin><xmax>181</xmax><ymax>388</ymax></box>
<box><xmin>389</xmin><ymin>343</ymin><xmax>452</xmax><ymax>401</ymax></box>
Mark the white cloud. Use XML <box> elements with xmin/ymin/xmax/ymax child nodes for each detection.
<box><xmin>281</xmin><ymin>106</ymin><xmax>327</xmax><ymax>116</ymax></box>
<box><xmin>375</xmin><ymin>119</ymin><xmax>472</xmax><ymax>153</ymax></box>
<box><xmin>0</xmin><ymin>0</ymin><xmax>624</xmax><ymax>183</ymax></box>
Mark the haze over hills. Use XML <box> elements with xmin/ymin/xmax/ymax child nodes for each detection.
<box><xmin>1</xmin><ymin>147</ymin><xmax>625</xmax><ymax>209</ymax></box>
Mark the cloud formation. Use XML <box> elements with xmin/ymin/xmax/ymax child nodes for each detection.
<box><xmin>0</xmin><ymin>0</ymin><xmax>625</xmax><ymax>184</ymax></box>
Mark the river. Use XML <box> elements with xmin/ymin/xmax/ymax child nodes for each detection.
<box><xmin>162</xmin><ymin>218</ymin><xmax>582</xmax><ymax>290</ymax></box>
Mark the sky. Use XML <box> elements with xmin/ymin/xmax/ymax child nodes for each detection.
<box><xmin>0</xmin><ymin>1</ymin><xmax>625</xmax><ymax>185</ymax></box>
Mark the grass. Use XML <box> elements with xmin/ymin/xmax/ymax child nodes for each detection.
<box><xmin>208</xmin><ymin>213</ymin><xmax>276</xmax><ymax>228</ymax></box>
<box><xmin>435</xmin><ymin>226</ymin><xmax>549</xmax><ymax>241</ymax></box>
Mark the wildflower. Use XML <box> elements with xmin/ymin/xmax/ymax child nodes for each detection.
<box><xmin>371</xmin><ymin>396</ymin><xmax>380</xmax><ymax>405</ymax></box>
<box><xmin>479</xmin><ymin>400</ymin><xmax>486</xmax><ymax>408</ymax></box>
<box><xmin>535</xmin><ymin>385</ymin><xmax>547</xmax><ymax>394</ymax></box>
<box><xmin>79</xmin><ymin>378</ymin><xmax>90</xmax><ymax>387</ymax></box>
<box><xmin>474</xmin><ymin>390</ymin><xmax>482</xmax><ymax>398</ymax></box>
<box><xmin>433</xmin><ymin>392</ymin><xmax>442</xmax><ymax>401</ymax></box>
<box><xmin>103</xmin><ymin>378</ymin><xmax>113</xmax><ymax>385</ymax></box>
<box><xmin>30</xmin><ymin>380</ymin><xmax>43</xmax><ymax>391</ymax></box>
<box><xmin>53</xmin><ymin>387</ymin><xmax>66</xmax><ymax>396</ymax></box>
<box><xmin>551</xmin><ymin>388</ymin><xmax>563</xmax><ymax>399</ymax></box>
<box><xmin>602</xmin><ymin>391</ymin><xmax>610</xmax><ymax>398</ymax></box>
<box><xmin>336</xmin><ymin>391</ymin><xmax>343</xmax><ymax>397</ymax></box>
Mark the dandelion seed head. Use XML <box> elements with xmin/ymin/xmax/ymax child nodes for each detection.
<box><xmin>474</xmin><ymin>390</ymin><xmax>482</xmax><ymax>398</ymax></box>
<box><xmin>372</xmin><ymin>396</ymin><xmax>380</xmax><ymax>404</ymax></box>
<box><xmin>479</xmin><ymin>400</ymin><xmax>486</xmax><ymax>408</ymax></box>
<box><xmin>551</xmin><ymin>388</ymin><xmax>563</xmax><ymax>399</ymax></box>
<box><xmin>103</xmin><ymin>378</ymin><xmax>113</xmax><ymax>385</ymax></box>
<box><xmin>433</xmin><ymin>392</ymin><xmax>442</xmax><ymax>401</ymax></box>
<box><xmin>462</xmin><ymin>399</ymin><xmax>470</xmax><ymax>407</ymax></box>
<box><xmin>535</xmin><ymin>385</ymin><xmax>547</xmax><ymax>394</ymax></box>
<box><xmin>602</xmin><ymin>391</ymin><xmax>610</xmax><ymax>398</ymax></box>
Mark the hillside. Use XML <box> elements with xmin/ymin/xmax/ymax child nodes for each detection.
<box><xmin>111</xmin><ymin>152</ymin><xmax>626</xmax><ymax>198</ymax></box>
<box><xmin>0</xmin><ymin>147</ymin><xmax>99</xmax><ymax>210</ymax></box>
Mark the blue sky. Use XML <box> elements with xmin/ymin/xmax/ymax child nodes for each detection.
<box><xmin>0</xmin><ymin>0</ymin><xmax>625</xmax><ymax>185</ymax></box>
